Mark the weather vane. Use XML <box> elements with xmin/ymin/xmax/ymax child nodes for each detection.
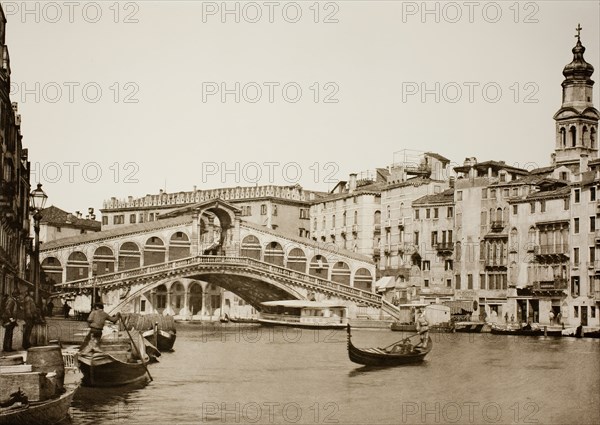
<box><xmin>575</xmin><ymin>23</ymin><xmax>582</xmax><ymax>41</ymax></box>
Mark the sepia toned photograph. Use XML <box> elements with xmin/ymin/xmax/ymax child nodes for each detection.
<box><xmin>0</xmin><ymin>1</ymin><xmax>599</xmax><ymax>424</ymax></box>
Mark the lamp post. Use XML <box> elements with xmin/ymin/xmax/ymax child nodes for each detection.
<box><xmin>30</xmin><ymin>183</ymin><xmax>48</xmax><ymax>308</ymax></box>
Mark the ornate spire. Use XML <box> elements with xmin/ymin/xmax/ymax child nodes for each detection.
<box><xmin>563</xmin><ymin>24</ymin><xmax>594</xmax><ymax>81</ymax></box>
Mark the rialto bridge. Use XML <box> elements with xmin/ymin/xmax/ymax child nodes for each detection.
<box><xmin>42</xmin><ymin>199</ymin><xmax>400</xmax><ymax>319</ymax></box>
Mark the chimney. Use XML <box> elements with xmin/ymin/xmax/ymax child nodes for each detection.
<box><xmin>75</xmin><ymin>211</ymin><xmax>80</xmax><ymax>218</ymax></box>
<box><xmin>580</xmin><ymin>153</ymin><xmax>589</xmax><ymax>172</ymax></box>
<box><xmin>349</xmin><ymin>173</ymin><xmax>357</xmax><ymax>193</ymax></box>
<box><xmin>193</xmin><ymin>185</ymin><xmax>197</xmax><ymax>192</ymax></box>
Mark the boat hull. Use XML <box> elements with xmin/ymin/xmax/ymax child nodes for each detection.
<box><xmin>142</xmin><ymin>329</ymin><xmax>176</xmax><ymax>352</ymax></box>
<box><xmin>0</xmin><ymin>386</ymin><xmax>77</xmax><ymax>425</ymax></box>
<box><xmin>229</xmin><ymin>317</ymin><xmax>259</xmax><ymax>324</ymax></box>
<box><xmin>491</xmin><ymin>326</ymin><xmax>562</xmax><ymax>337</ymax></box>
<box><xmin>454</xmin><ymin>323</ymin><xmax>484</xmax><ymax>333</ymax></box>
<box><xmin>78</xmin><ymin>353</ymin><xmax>149</xmax><ymax>387</ymax></box>
<box><xmin>390</xmin><ymin>323</ymin><xmax>453</xmax><ymax>333</ymax></box>
<box><xmin>258</xmin><ymin>318</ymin><xmax>347</xmax><ymax>329</ymax></box>
<box><xmin>347</xmin><ymin>326</ymin><xmax>432</xmax><ymax>367</ymax></box>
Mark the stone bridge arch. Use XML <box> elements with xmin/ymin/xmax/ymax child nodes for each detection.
<box><xmin>107</xmin><ymin>270</ymin><xmax>306</xmax><ymax>314</ymax></box>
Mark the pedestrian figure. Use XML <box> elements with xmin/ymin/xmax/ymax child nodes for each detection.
<box><xmin>80</xmin><ymin>303</ymin><xmax>120</xmax><ymax>354</ymax></box>
<box><xmin>510</xmin><ymin>314</ymin><xmax>515</xmax><ymax>323</ymax></box>
<box><xmin>22</xmin><ymin>291</ymin><xmax>36</xmax><ymax>349</ymax></box>
<box><xmin>549</xmin><ymin>310</ymin><xmax>555</xmax><ymax>325</ymax></box>
<box><xmin>556</xmin><ymin>311</ymin><xmax>562</xmax><ymax>325</ymax></box>
<box><xmin>1</xmin><ymin>290</ymin><xmax>19</xmax><ymax>352</ymax></box>
<box><xmin>62</xmin><ymin>301</ymin><xmax>71</xmax><ymax>319</ymax></box>
<box><xmin>505</xmin><ymin>312</ymin><xmax>509</xmax><ymax>323</ymax></box>
<box><xmin>47</xmin><ymin>299</ymin><xmax>54</xmax><ymax>317</ymax></box>
<box><xmin>415</xmin><ymin>308</ymin><xmax>429</xmax><ymax>349</ymax></box>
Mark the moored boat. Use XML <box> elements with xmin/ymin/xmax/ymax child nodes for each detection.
<box><xmin>77</xmin><ymin>330</ymin><xmax>151</xmax><ymax>387</ymax></box>
<box><xmin>453</xmin><ymin>322</ymin><xmax>485</xmax><ymax>333</ymax></box>
<box><xmin>141</xmin><ymin>328</ymin><xmax>177</xmax><ymax>352</ymax></box>
<box><xmin>120</xmin><ymin>313</ymin><xmax>177</xmax><ymax>352</ymax></box>
<box><xmin>1</xmin><ymin>346</ymin><xmax>78</xmax><ymax>425</ymax></box>
<box><xmin>0</xmin><ymin>385</ymin><xmax>77</xmax><ymax>425</ymax></box>
<box><xmin>229</xmin><ymin>317</ymin><xmax>259</xmax><ymax>324</ymax></box>
<box><xmin>347</xmin><ymin>325</ymin><xmax>432</xmax><ymax>367</ymax></box>
<box><xmin>258</xmin><ymin>300</ymin><xmax>348</xmax><ymax>329</ymax></box>
<box><xmin>490</xmin><ymin>324</ymin><xmax>562</xmax><ymax>337</ymax></box>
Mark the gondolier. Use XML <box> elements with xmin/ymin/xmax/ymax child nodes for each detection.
<box><xmin>80</xmin><ymin>303</ymin><xmax>120</xmax><ymax>354</ymax></box>
<box><xmin>415</xmin><ymin>308</ymin><xmax>430</xmax><ymax>348</ymax></box>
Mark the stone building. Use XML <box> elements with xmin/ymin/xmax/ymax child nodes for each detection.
<box><xmin>0</xmin><ymin>5</ymin><xmax>31</xmax><ymax>296</ymax></box>
<box><xmin>309</xmin><ymin>151</ymin><xmax>450</xmax><ymax>274</ymax></box>
<box><xmin>101</xmin><ymin>185</ymin><xmax>320</xmax><ymax>239</ymax></box>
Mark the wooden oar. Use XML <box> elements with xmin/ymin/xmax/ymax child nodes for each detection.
<box><xmin>119</xmin><ymin>315</ymin><xmax>153</xmax><ymax>382</ymax></box>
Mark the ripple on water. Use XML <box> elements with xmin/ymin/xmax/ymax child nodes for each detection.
<box><xmin>68</xmin><ymin>327</ymin><xmax>600</xmax><ymax>425</ymax></box>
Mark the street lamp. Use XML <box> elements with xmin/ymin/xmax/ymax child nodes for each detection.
<box><xmin>30</xmin><ymin>183</ymin><xmax>48</xmax><ymax>307</ymax></box>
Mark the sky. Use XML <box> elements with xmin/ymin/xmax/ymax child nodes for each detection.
<box><xmin>3</xmin><ymin>0</ymin><xmax>600</xmax><ymax>214</ymax></box>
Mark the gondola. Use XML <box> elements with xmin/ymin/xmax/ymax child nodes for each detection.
<box><xmin>0</xmin><ymin>385</ymin><xmax>77</xmax><ymax>425</ymax></box>
<box><xmin>120</xmin><ymin>313</ymin><xmax>177</xmax><ymax>352</ymax></box>
<box><xmin>1</xmin><ymin>346</ymin><xmax>79</xmax><ymax>425</ymax></box>
<box><xmin>490</xmin><ymin>324</ymin><xmax>562</xmax><ymax>337</ymax></box>
<box><xmin>77</xmin><ymin>330</ymin><xmax>151</xmax><ymax>387</ymax></box>
<box><xmin>141</xmin><ymin>328</ymin><xmax>177</xmax><ymax>352</ymax></box>
<box><xmin>347</xmin><ymin>325</ymin><xmax>432</xmax><ymax>367</ymax></box>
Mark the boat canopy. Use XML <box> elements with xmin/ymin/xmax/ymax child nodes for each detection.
<box><xmin>261</xmin><ymin>300</ymin><xmax>347</xmax><ymax>309</ymax></box>
<box><xmin>375</xmin><ymin>276</ymin><xmax>396</xmax><ymax>292</ymax></box>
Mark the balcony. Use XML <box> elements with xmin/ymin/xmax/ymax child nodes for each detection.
<box><xmin>398</xmin><ymin>217</ymin><xmax>405</xmax><ymax>229</ymax></box>
<box><xmin>435</xmin><ymin>242</ymin><xmax>454</xmax><ymax>254</ymax></box>
<box><xmin>352</xmin><ymin>224</ymin><xmax>358</xmax><ymax>234</ymax></box>
<box><xmin>484</xmin><ymin>259</ymin><xmax>507</xmax><ymax>269</ymax></box>
<box><xmin>533</xmin><ymin>278</ymin><xmax>568</xmax><ymax>293</ymax></box>
<box><xmin>374</xmin><ymin>224</ymin><xmax>381</xmax><ymax>234</ymax></box>
<box><xmin>384</xmin><ymin>219</ymin><xmax>392</xmax><ymax>228</ymax></box>
<box><xmin>595</xmin><ymin>229</ymin><xmax>600</xmax><ymax>245</ymax></box>
<box><xmin>534</xmin><ymin>244</ymin><xmax>569</xmax><ymax>263</ymax></box>
<box><xmin>491</xmin><ymin>220</ymin><xmax>505</xmax><ymax>231</ymax></box>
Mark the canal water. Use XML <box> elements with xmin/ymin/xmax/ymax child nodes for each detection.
<box><xmin>67</xmin><ymin>324</ymin><xmax>599</xmax><ymax>425</ymax></box>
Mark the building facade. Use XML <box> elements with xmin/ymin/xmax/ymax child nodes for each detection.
<box><xmin>101</xmin><ymin>185</ymin><xmax>319</xmax><ymax>239</ymax></box>
<box><xmin>0</xmin><ymin>5</ymin><xmax>31</xmax><ymax>296</ymax></box>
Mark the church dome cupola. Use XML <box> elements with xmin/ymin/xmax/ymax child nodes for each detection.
<box><xmin>562</xmin><ymin>25</ymin><xmax>595</xmax><ymax>83</ymax></box>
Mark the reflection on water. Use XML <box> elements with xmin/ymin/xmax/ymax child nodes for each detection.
<box><xmin>67</xmin><ymin>324</ymin><xmax>600</xmax><ymax>425</ymax></box>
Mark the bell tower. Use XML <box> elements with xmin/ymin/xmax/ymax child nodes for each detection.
<box><xmin>553</xmin><ymin>24</ymin><xmax>599</xmax><ymax>170</ymax></box>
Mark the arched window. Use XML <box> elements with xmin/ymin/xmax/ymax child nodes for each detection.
<box><xmin>591</xmin><ymin>127</ymin><xmax>597</xmax><ymax>149</ymax></box>
<box><xmin>354</xmin><ymin>211</ymin><xmax>358</xmax><ymax>225</ymax></box>
<box><xmin>332</xmin><ymin>215</ymin><xmax>336</xmax><ymax>228</ymax></box>
<box><xmin>386</xmin><ymin>205</ymin><xmax>391</xmax><ymax>219</ymax></box>
<box><xmin>582</xmin><ymin>126</ymin><xmax>589</xmax><ymax>147</ymax></box>
<box><xmin>374</xmin><ymin>210</ymin><xmax>381</xmax><ymax>225</ymax></box>
<box><xmin>570</xmin><ymin>126</ymin><xmax>577</xmax><ymax>147</ymax></box>
<box><xmin>560</xmin><ymin>127</ymin><xmax>566</xmax><ymax>147</ymax></box>
<box><xmin>528</xmin><ymin>227</ymin><xmax>536</xmax><ymax>245</ymax></box>
<box><xmin>342</xmin><ymin>212</ymin><xmax>347</xmax><ymax>226</ymax></box>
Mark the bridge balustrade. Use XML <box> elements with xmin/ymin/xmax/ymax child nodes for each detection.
<box><xmin>56</xmin><ymin>255</ymin><xmax>382</xmax><ymax>305</ymax></box>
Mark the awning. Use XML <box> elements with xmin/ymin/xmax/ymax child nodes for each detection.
<box><xmin>375</xmin><ymin>276</ymin><xmax>396</xmax><ymax>292</ymax></box>
<box><xmin>443</xmin><ymin>300</ymin><xmax>475</xmax><ymax>315</ymax></box>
